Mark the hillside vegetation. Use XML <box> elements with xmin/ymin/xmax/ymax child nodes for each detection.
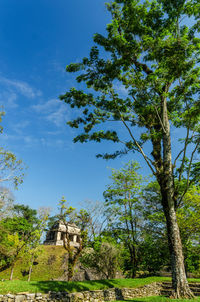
<box><xmin>0</xmin><ymin>246</ymin><xmax>67</xmax><ymax>281</ymax></box>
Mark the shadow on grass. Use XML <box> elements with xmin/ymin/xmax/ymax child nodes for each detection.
<box><xmin>34</xmin><ymin>279</ymin><xmax>118</xmax><ymax>294</ymax></box>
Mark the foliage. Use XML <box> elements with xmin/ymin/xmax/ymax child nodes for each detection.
<box><xmin>141</xmin><ymin>182</ymin><xmax>200</xmax><ymax>274</ymax></box>
<box><xmin>139</xmin><ymin>181</ymin><xmax>170</xmax><ymax>273</ymax></box>
<box><xmin>138</xmin><ymin>233</ymin><xmax>169</xmax><ymax>274</ymax></box>
<box><xmin>81</xmin><ymin>237</ymin><xmax>121</xmax><ymax>279</ymax></box>
<box><xmin>0</xmin><ymin>148</ymin><xmax>25</xmax><ymax>188</ymax></box>
<box><xmin>176</xmin><ymin>186</ymin><xmax>200</xmax><ymax>275</ymax></box>
<box><xmin>60</xmin><ymin>0</ymin><xmax>200</xmax><ymax>191</ymax></box>
<box><xmin>0</xmin><ymin>246</ymin><xmax>67</xmax><ymax>281</ymax></box>
<box><xmin>0</xmin><ymin>204</ymin><xmax>48</xmax><ymax>280</ymax></box>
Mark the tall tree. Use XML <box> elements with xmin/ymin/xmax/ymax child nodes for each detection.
<box><xmin>60</xmin><ymin>0</ymin><xmax>200</xmax><ymax>298</ymax></box>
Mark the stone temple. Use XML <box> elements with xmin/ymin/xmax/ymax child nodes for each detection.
<box><xmin>44</xmin><ymin>220</ymin><xmax>81</xmax><ymax>247</ymax></box>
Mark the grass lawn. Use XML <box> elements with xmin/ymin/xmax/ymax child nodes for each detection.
<box><xmin>0</xmin><ymin>277</ymin><xmax>200</xmax><ymax>295</ymax></box>
<box><xmin>0</xmin><ymin>277</ymin><xmax>168</xmax><ymax>294</ymax></box>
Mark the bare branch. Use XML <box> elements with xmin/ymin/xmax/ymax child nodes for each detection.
<box><xmin>121</xmin><ymin>117</ymin><xmax>156</xmax><ymax>175</ymax></box>
<box><xmin>154</xmin><ymin>106</ymin><xmax>166</xmax><ymax>134</ymax></box>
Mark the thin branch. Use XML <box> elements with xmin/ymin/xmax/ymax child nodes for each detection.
<box><xmin>154</xmin><ymin>106</ymin><xmax>166</xmax><ymax>134</ymax></box>
<box><xmin>173</xmin><ymin>149</ymin><xmax>184</xmax><ymax>168</ymax></box>
<box><xmin>121</xmin><ymin>117</ymin><xmax>156</xmax><ymax>175</ymax></box>
<box><xmin>174</xmin><ymin>129</ymin><xmax>196</xmax><ymax>168</ymax></box>
<box><xmin>108</xmin><ymin>89</ymin><xmax>156</xmax><ymax>175</ymax></box>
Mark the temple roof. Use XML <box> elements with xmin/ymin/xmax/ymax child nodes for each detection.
<box><xmin>51</xmin><ymin>220</ymin><xmax>81</xmax><ymax>234</ymax></box>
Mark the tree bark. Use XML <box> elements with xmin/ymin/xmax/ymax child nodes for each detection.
<box><xmin>9</xmin><ymin>263</ymin><xmax>14</xmax><ymax>281</ymax></box>
<box><xmin>158</xmin><ymin>95</ymin><xmax>194</xmax><ymax>299</ymax></box>
<box><xmin>129</xmin><ymin>245</ymin><xmax>137</xmax><ymax>278</ymax></box>
<box><xmin>28</xmin><ymin>264</ymin><xmax>32</xmax><ymax>282</ymax></box>
<box><xmin>167</xmin><ymin>207</ymin><xmax>192</xmax><ymax>298</ymax></box>
<box><xmin>28</xmin><ymin>255</ymin><xmax>34</xmax><ymax>282</ymax></box>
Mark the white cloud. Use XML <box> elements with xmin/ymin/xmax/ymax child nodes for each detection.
<box><xmin>14</xmin><ymin>120</ymin><xmax>30</xmax><ymax>135</ymax></box>
<box><xmin>0</xmin><ymin>92</ymin><xmax>18</xmax><ymax>109</ymax></box>
<box><xmin>1</xmin><ymin>132</ymin><xmax>70</xmax><ymax>149</ymax></box>
<box><xmin>32</xmin><ymin>99</ymin><xmax>58</xmax><ymax>112</ymax></box>
<box><xmin>0</xmin><ymin>75</ymin><xmax>41</xmax><ymax>98</ymax></box>
<box><xmin>32</xmin><ymin>98</ymin><xmax>68</xmax><ymax>127</ymax></box>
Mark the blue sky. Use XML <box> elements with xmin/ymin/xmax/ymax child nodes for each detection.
<box><xmin>0</xmin><ymin>0</ymin><xmax>156</xmax><ymax>213</ymax></box>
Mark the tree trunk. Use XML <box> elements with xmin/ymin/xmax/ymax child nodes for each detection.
<box><xmin>28</xmin><ymin>264</ymin><xmax>32</xmax><ymax>282</ymax></box>
<box><xmin>28</xmin><ymin>255</ymin><xmax>34</xmax><ymax>282</ymax></box>
<box><xmin>129</xmin><ymin>246</ymin><xmax>137</xmax><ymax>278</ymax></box>
<box><xmin>67</xmin><ymin>254</ymin><xmax>75</xmax><ymax>281</ymax></box>
<box><xmin>9</xmin><ymin>263</ymin><xmax>14</xmax><ymax>281</ymax></box>
<box><xmin>161</xmin><ymin>189</ymin><xmax>193</xmax><ymax>298</ymax></box>
<box><xmin>159</xmin><ymin>94</ymin><xmax>194</xmax><ymax>299</ymax></box>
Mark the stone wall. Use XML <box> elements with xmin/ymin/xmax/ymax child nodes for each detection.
<box><xmin>0</xmin><ymin>282</ymin><xmax>162</xmax><ymax>301</ymax></box>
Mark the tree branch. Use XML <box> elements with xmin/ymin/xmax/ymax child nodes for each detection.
<box><xmin>178</xmin><ymin>126</ymin><xmax>190</xmax><ymax>183</ymax></box>
<box><xmin>120</xmin><ymin>117</ymin><xmax>156</xmax><ymax>175</ymax></box>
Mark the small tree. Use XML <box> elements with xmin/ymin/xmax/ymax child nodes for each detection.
<box><xmin>0</xmin><ymin>204</ymin><xmax>40</xmax><ymax>279</ymax></box>
<box><xmin>58</xmin><ymin>197</ymin><xmax>89</xmax><ymax>281</ymax></box>
<box><xmin>104</xmin><ymin>161</ymin><xmax>143</xmax><ymax>277</ymax></box>
<box><xmin>176</xmin><ymin>186</ymin><xmax>200</xmax><ymax>275</ymax></box>
<box><xmin>80</xmin><ymin>200</ymin><xmax>107</xmax><ymax>241</ymax></box>
<box><xmin>0</xmin><ymin>149</ymin><xmax>24</xmax><ymax>188</ymax></box>
<box><xmin>26</xmin><ymin>241</ymin><xmax>44</xmax><ymax>282</ymax></box>
<box><xmin>81</xmin><ymin>240</ymin><xmax>121</xmax><ymax>279</ymax></box>
<box><xmin>26</xmin><ymin>208</ymin><xmax>49</xmax><ymax>282</ymax></box>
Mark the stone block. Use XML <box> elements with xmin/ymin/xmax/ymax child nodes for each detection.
<box><xmin>15</xmin><ymin>295</ymin><xmax>26</xmax><ymax>302</ymax></box>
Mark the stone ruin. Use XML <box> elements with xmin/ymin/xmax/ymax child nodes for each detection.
<box><xmin>43</xmin><ymin>220</ymin><xmax>81</xmax><ymax>247</ymax></box>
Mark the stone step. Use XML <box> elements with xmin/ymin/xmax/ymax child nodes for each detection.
<box><xmin>161</xmin><ymin>282</ymin><xmax>200</xmax><ymax>297</ymax></box>
<box><xmin>162</xmin><ymin>282</ymin><xmax>200</xmax><ymax>288</ymax></box>
<box><xmin>160</xmin><ymin>289</ymin><xmax>172</xmax><ymax>296</ymax></box>
<box><xmin>190</xmin><ymin>288</ymin><xmax>200</xmax><ymax>292</ymax></box>
<box><xmin>162</xmin><ymin>284</ymin><xmax>172</xmax><ymax>289</ymax></box>
<box><xmin>189</xmin><ymin>283</ymin><xmax>200</xmax><ymax>289</ymax></box>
